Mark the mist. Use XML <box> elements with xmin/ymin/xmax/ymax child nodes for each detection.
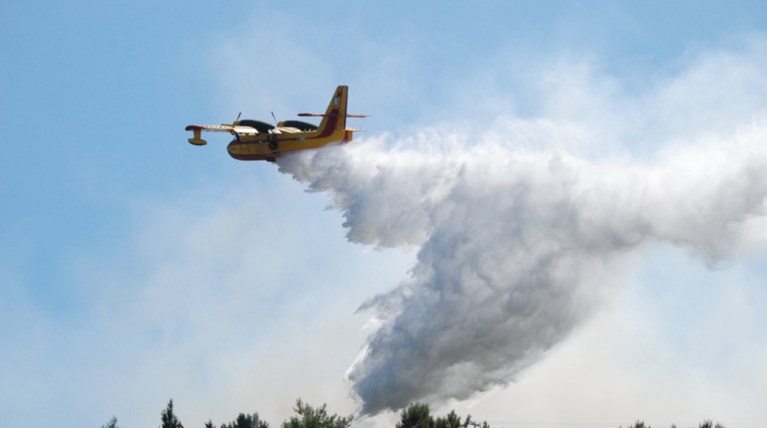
<box><xmin>276</xmin><ymin>41</ymin><xmax>767</xmax><ymax>416</ymax></box>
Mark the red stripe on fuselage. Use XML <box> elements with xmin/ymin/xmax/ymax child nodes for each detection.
<box><xmin>315</xmin><ymin>108</ymin><xmax>339</xmax><ymax>138</ymax></box>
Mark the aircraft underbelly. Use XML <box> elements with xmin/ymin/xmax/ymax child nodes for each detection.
<box><xmin>227</xmin><ymin>135</ymin><xmax>347</xmax><ymax>161</ymax></box>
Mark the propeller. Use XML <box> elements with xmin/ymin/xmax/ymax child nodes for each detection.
<box><xmin>233</xmin><ymin>112</ymin><xmax>243</xmax><ymax>142</ymax></box>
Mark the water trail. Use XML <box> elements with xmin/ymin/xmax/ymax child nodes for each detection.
<box><xmin>276</xmin><ymin>124</ymin><xmax>767</xmax><ymax>414</ymax></box>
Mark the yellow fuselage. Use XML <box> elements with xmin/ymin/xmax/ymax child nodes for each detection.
<box><xmin>227</xmin><ymin>127</ymin><xmax>352</xmax><ymax>162</ymax></box>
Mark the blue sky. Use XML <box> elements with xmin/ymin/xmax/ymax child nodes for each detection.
<box><xmin>2</xmin><ymin>1</ymin><xmax>767</xmax><ymax>427</ymax></box>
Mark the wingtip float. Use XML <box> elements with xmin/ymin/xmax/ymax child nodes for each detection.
<box><xmin>185</xmin><ymin>85</ymin><xmax>368</xmax><ymax>162</ymax></box>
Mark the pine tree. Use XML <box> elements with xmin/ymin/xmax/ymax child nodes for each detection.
<box><xmin>101</xmin><ymin>416</ymin><xmax>119</xmax><ymax>428</ymax></box>
<box><xmin>221</xmin><ymin>412</ymin><xmax>269</xmax><ymax>428</ymax></box>
<box><xmin>434</xmin><ymin>410</ymin><xmax>463</xmax><ymax>428</ymax></box>
<box><xmin>281</xmin><ymin>399</ymin><xmax>352</xmax><ymax>428</ymax></box>
<box><xmin>161</xmin><ymin>399</ymin><xmax>184</xmax><ymax>428</ymax></box>
<box><xmin>397</xmin><ymin>403</ymin><xmax>434</xmax><ymax>428</ymax></box>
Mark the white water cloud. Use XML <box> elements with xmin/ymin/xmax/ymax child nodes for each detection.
<box><xmin>275</xmin><ymin>38</ymin><xmax>767</xmax><ymax>414</ymax></box>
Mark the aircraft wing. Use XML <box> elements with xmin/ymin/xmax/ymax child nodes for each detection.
<box><xmin>297</xmin><ymin>113</ymin><xmax>370</xmax><ymax>118</ymax></box>
<box><xmin>185</xmin><ymin>124</ymin><xmax>258</xmax><ymax>145</ymax></box>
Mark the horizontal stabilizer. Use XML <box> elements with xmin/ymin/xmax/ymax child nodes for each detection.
<box><xmin>345</xmin><ymin>127</ymin><xmax>365</xmax><ymax>132</ymax></box>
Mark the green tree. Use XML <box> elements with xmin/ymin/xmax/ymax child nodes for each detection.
<box><xmin>204</xmin><ymin>420</ymin><xmax>215</xmax><ymax>428</ymax></box>
<box><xmin>161</xmin><ymin>399</ymin><xmax>184</xmax><ymax>428</ymax></box>
<box><xmin>221</xmin><ymin>412</ymin><xmax>269</xmax><ymax>428</ymax></box>
<box><xmin>699</xmin><ymin>420</ymin><xmax>726</xmax><ymax>428</ymax></box>
<box><xmin>101</xmin><ymin>416</ymin><xmax>119</xmax><ymax>428</ymax></box>
<box><xmin>397</xmin><ymin>403</ymin><xmax>434</xmax><ymax>428</ymax></box>
<box><xmin>281</xmin><ymin>399</ymin><xmax>352</xmax><ymax>428</ymax></box>
<box><xmin>434</xmin><ymin>410</ymin><xmax>463</xmax><ymax>428</ymax></box>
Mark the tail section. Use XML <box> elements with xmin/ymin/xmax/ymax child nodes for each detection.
<box><xmin>298</xmin><ymin>85</ymin><xmax>367</xmax><ymax>138</ymax></box>
<box><xmin>322</xmin><ymin>85</ymin><xmax>348</xmax><ymax>131</ymax></box>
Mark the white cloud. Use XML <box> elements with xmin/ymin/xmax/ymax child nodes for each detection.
<box><xmin>275</xmin><ymin>112</ymin><xmax>767</xmax><ymax>415</ymax></box>
<box><xmin>270</xmin><ymin>36</ymin><xmax>767</xmax><ymax>420</ymax></box>
<box><xmin>0</xmin><ymin>174</ymin><xmax>414</xmax><ymax>427</ymax></box>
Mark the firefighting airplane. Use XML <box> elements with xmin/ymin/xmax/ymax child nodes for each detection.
<box><xmin>185</xmin><ymin>85</ymin><xmax>367</xmax><ymax>162</ymax></box>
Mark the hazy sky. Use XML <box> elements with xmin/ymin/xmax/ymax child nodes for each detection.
<box><xmin>2</xmin><ymin>1</ymin><xmax>767</xmax><ymax>427</ymax></box>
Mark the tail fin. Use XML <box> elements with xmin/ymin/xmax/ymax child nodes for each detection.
<box><xmin>298</xmin><ymin>86</ymin><xmax>368</xmax><ymax>136</ymax></box>
<box><xmin>322</xmin><ymin>85</ymin><xmax>348</xmax><ymax>132</ymax></box>
<box><xmin>297</xmin><ymin>86</ymin><xmax>347</xmax><ymax>136</ymax></box>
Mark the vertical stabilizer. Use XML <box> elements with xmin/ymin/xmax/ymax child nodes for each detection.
<box><xmin>320</xmin><ymin>85</ymin><xmax>348</xmax><ymax>132</ymax></box>
<box><xmin>299</xmin><ymin>85</ymin><xmax>348</xmax><ymax>137</ymax></box>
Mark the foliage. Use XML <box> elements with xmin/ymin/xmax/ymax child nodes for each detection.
<box><xmin>161</xmin><ymin>399</ymin><xmax>184</xmax><ymax>428</ymax></box>
<box><xmin>624</xmin><ymin>420</ymin><xmax>726</xmax><ymax>428</ymax></box>
<box><xmin>221</xmin><ymin>412</ymin><xmax>269</xmax><ymax>428</ymax></box>
<box><xmin>281</xmin><ymin>399</ymin><xmax>353</xmax><ymax>428</ymax></box>
<box><xmin>699</xmin><ymin>420</ymin><xmax>726</xmax><ymax>428</ymax></box>
<box><xmin>397</xmin><ymin>403</ymin><xmax>434</xmax><ymax>428</ymax></box>
<box><xmin>397</xmin><ymin>403</ymin><xmax>482</xmax><ymax>428</ymax></box>
<box><xmin>434</xmin><ymin>410</ymin><xmax>466</xmax><ymax>428</ymax></box>
<box><xmin>151</xmin><ymin>398</ymin><xmax>730</xmax><ymax>428</ymax></box>
<box><xmin>101</xmin><ymin>416</ymin><xmax>119</xmax><ymax>428</ymax></box>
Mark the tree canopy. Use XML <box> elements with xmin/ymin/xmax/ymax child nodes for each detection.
<box><xmin>396</xmin><ymin>403</ymin><xmax>481</xmax><ymax>428</ymax></box>
<box><xmin>220</xmin><ymin>412</ymin><xmax>269</xmax><ymax>428</ymax></box>
<box><xmin>101</xmin><ymin>397</ymin><xmax>731</xmax><ymax>428</ymax></box>
<box><xmin>281</xmin><ymin>399</ymin><xmax>353</xmax><ymax>428</ymax></box>
<box><xmin>161</xmin><ymin>399</ymin><xmax>184</xmax><ymax>428</ymax></box>
<box><xmin>101</xmin><ymin>416</ymin><xmax>119</xmax><ymax>428</ymax></box>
